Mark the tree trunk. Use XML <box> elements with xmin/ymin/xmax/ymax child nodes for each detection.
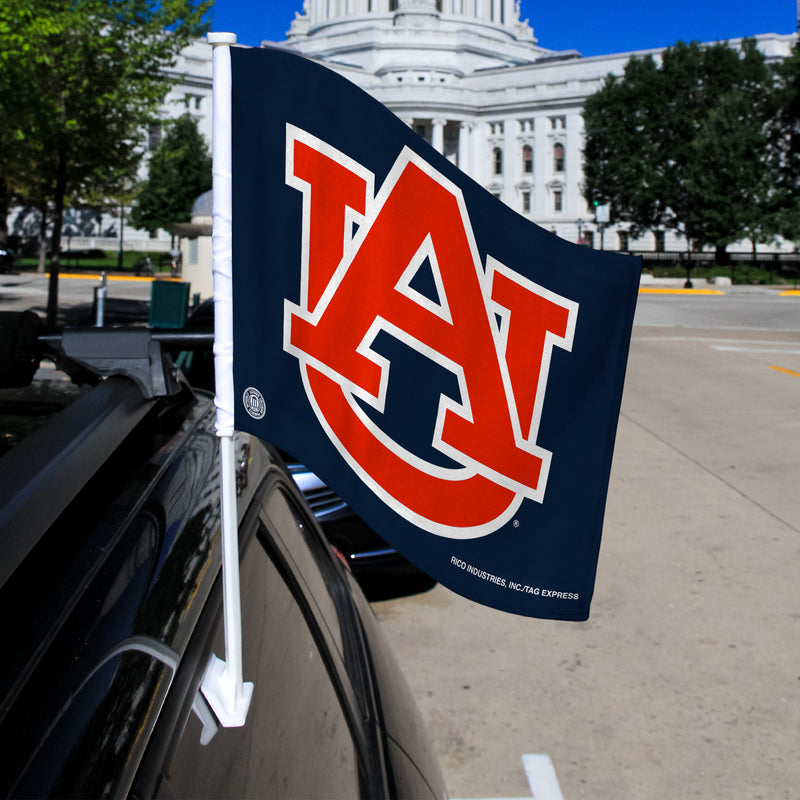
<box><xmin>37</xmin><ymin>204</ymin><xmax>48</xmax><ymax>274</ymax></box>
<box><xmin>0</xmin><ymin>178</ymin><xmax>9</xmax><ymax>248</ymax></box>
<box><xmin>46</xmin><ymin>160</ymin><xmax>67</xmax><ymax>331</ymax></box>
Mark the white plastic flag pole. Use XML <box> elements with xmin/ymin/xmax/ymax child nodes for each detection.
<box><xmin>201</xmin><ymin>31</ymin><xmax>254</xmax><ymax>728</ymax></box>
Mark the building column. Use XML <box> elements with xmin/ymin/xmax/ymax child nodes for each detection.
<box><xmin>458</xmin><ymin>120</ymin><xmax>473</xmax><ymax>174</ymax></box>
<box><xmin>432</xmin><ymin>118</ymin><xmax>446</xmax><ymax>154</ymax></box>
<box><xmin>504</xmin><ymin>117</ymin><xmax>517</xmax><ymax>186</ymax></box>
<box><xmin>565</xmin><ymin>110</ymin><xmax>583</xmax><ymax>219</ymax></box>
<box><xmin>505</xmin><ymin>0</ymin><xmax>515</xmax><ymax>24</ymax></box>
<box><xmin>533</xmin><ymin>116</ymin><xmax>548</xmax><ymax>215</ymax></box>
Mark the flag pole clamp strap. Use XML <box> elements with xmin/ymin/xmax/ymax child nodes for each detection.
<box><xmin>202</xmin><ymin>31</ymin><xmax>254</xmax><ymax>730</ymax></box>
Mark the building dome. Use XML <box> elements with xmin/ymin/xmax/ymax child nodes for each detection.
<box><xmin>287</xmin><ymin>0</ymin><xmax>534</xmax><ymax>39</ymax></box>
<box><xmin>191</xmin><ymin>189</ymin><xmax>212</xmax><ymax>220</ymax></box>
<box><xmin>263</xmin><ymin>2</ymin><xmax>796</xmax><ymax>252</ymax></box>
<box><xmin>280</xmin><ymin>0</ymin><xmax>556</xmax><ymax>77</ymax></box>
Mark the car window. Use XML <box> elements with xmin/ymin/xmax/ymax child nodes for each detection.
<box><xmin>259</xmin><ymin>485</ymin><xmax>348</xmax><ymax>651</ymax></box>
<box><xmin>258</xmin><ymin>486</ymin><xmax>376</xmax><ymax>722</ymax></box>
<box><xmin>163</xmin><ymin>519</ymin><xmax>362</xmax><ymax>799</ymax></box>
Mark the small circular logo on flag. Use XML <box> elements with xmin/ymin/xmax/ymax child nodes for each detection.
<box><xmin>243</xmin><ymin>387</ymin><xmax>266</xmax><ymax>420</ymax></box>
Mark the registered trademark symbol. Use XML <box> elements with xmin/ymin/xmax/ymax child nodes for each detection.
<box><xmin>513</xmin><ymin>519</ymin><xmax>520</xmax><ymax>528</ymax></box>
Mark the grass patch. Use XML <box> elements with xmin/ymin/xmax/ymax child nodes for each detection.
<box><xmin>645</xmin><ymin>262</ymin><xmax>799</xmax><ymax>286</ymax></box>
<box><xmin>16</xmin><ymin>250</ymin><xmax>174</xmax><ymax>274</ymax></box>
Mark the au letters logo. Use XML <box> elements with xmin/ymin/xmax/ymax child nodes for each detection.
<box><xmin>283</xmin><ymin>125</ymin><xmax>579</xmax><ymax>540</ymax></box>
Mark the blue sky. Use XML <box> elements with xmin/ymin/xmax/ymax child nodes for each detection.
<box><xmin>209</xmin><ymin>1</ymin><xmax>796</xmax><ymax>56</ymax></box>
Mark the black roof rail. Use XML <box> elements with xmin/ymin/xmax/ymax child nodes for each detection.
<box><xmin>40</xmin><ymin>328</ymin><xmax>184</xmax><ymax>399</ymax></box>
<box><xmin>0</xmin><ymin>319</ymin><xmax>218</xmax><ymax>589</ymax></box>
<box><xmin>1</xmin><ymin>310</ymin><xmax>214</xmax><ymax>397</ymax></box>
<box><xmin>0</xmin><ymin>375</ymin><xmax>154</xmax><ymax>588</ymax></box>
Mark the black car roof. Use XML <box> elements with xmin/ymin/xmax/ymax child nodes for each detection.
<box><xmin>0</xmin><ymin>325</ymin><xmax>213</xmax><ymax>591</ymax></box>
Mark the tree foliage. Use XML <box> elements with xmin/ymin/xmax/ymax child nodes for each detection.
<box><xmin>130</xmin><ymin>114</ymin><xmax>212</xmax><ymax>237</ymax></box>
<box><xmin>770</xmin><ymin>39</ymin><xmax>800</xmax><ymax>240</ymax></box>
<box><xmin>0</xmin><ymin>0</ymin><xmax>210</xmax><ymax>327</ymax></box>
<box><xmin>583</xmin><ymin>39</ymin><xmax>776</xmax><ymax>254</ymax></box>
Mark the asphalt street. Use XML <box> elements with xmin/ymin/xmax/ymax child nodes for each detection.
<box><xmin>2</xmin><ymin>274</ymin><xmax>798</xmax><ymax>798</ymax></box>
<box><xmin>373</xmin><ymin>287</ymin><xmax>800</xmax><ymax>800</ymax></box>
<box><xmin>0</xmin><ymin>271</ymin><xmax>154</xmax><ymax>325</ymax></box>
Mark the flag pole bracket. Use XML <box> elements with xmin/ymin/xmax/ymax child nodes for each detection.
<box><xmin>201</xmin><ymin>30</ymin><xmax>254</xmax><ymax>731</ymax></box>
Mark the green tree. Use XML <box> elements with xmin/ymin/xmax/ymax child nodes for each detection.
<box><xmin>583</xmin><ymin>54</ymin><xmax>669</xmax><ymax>240</ymax></box>
<box><xmin>130</xmin><ymin>114</ymin><xmax>212</xmax><ymax>242</ymax></box>
<box><xmin>583</xmin><ymin>39</ymin><xmax>775</xmax><ymax>263</ymax></box>
<box><xmin>0</xmin><ymin>0</ymin><xmax>57</xmax><ymax>247</ymax></box>
<box><xmin>0</xmin><ymin>0</ymin><xmax>210</xmax><ymax>328</ymax></box>
<box><xmin>770</xmin><ymin>38</ymin><xmax>800</xmax><ymax>243</ymax></box>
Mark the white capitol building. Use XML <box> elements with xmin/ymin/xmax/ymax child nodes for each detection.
<box><xmin>277</xmin><ymin>0</ymin><xmax>796</xmax><ymax>251</ymax></box>
<box><xmin>50</xmin><ymin>0</ymin><xmax>798</xmax><ymax>260</ymax></box>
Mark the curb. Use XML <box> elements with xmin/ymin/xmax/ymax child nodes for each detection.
<box><xmin>639</xmin><ymin>287</ymin><xmax>725</xmax><ymax>295</ymax></box>
<box><xmin>50</xmin><ymin>272</ymin><xmax>182</xmax><ymax>283</ymax></box>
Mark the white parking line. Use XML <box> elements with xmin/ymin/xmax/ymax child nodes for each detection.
<box><xmin>711</xmin><ymin>345</ymin><xmax>800</xmax><ymax>355</ymax></box>
<box><xmin>633</xmin><ymin>335</ymin><xmax>800</xmax><ymax>355</ymax></box>
<box><xmin>453</xmin><ymin>753</ymin><xmax>564</xmax><ymax>800</ymax></box>
<box><xmin>634</xmin><ymin>336</ymin><xmax>799</xmax><ymax>346</ymax></box>
<box><xmin>522</xmin><ymin>754</ymin><xmax>565</xmax><ymax>800</ymax></box>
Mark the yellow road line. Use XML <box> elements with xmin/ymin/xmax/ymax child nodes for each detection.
<box><xmin>638</xmin><ymin>287</ymin><xmax>725</xmax><ymax>295</ymax></box>
<box><xmin>778</xmin><ymin>289</ymin><xmax>800</xmax><ymax>297</ymax></box>
<box><xmin>770</xmin><ymin>365</ymin><xmax>800</xmax><ymax>378</ymax></box>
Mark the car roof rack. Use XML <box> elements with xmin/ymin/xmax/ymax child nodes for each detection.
<box><xmin>0</xmin><ymin>318</ymin><xmax>214</xmax><ymax>589</ymax></box>
<box><xmin>0</xmin><ymin>310</ymin><xmax>214</xmax><ymax>396</ymax></box>
<box><xmin>0</xmin><ymin>374</ymin><xmax>155</xmax><ymax>588</ymax></box>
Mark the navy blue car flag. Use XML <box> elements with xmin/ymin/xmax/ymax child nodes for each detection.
<box><xmin>227</xmin><ymin>45</ymin><xmax>640</xmax><ymax>620</ymax></box>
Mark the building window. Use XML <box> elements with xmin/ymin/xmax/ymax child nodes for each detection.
<box><xmin>618</xmin><ymin>231</ymin><xmax>630</xmax><ymax>252</ymax></box>
<box><xmin>188</xmin><ymin>238</ymin><xmax>199</xmax><ymax>265</ymax></box>
<box><xmin>417</xmin><ymin>123</ymin><xmax>433</xmax><ymax>145</ymax></box>
<box><xmin>553</xmin><ymin>190</ymin><xmax>563</xmax><ymax>213</ymax></box>
<box><xmin>522</xmin><ymin>190</ymin><xmax>531</xmax><ymax>213</ymax></box>
<box><xmin>553</xmin><ymin>143</ymin><xmax>565</xmax><ymax>173</ymax></box>
<box><xmin>148</xmin><ymin>123</ymin><xmax>162</xmax><ymax>151</ymax></box>
<box><xmin>493</xmin><ymin>147</ymin><xmax>503</xmax><ymax>175</ymax></box>
<box><xmin>654</xmin><ymin>230</ymin><xmax>665</xmax><ymax>251</ymax></box>
<box><xmin>549</xmin><ymin>115</ymin><xmax>566</xmax><ymax>130</ymax></box>
<box><xmin>522</xmin><ymin>144</ymin><xmax>533</xmax><ymax>174</ymax></box>
<box><xmin>183</xmin><ymin>93</ymin><xmax>203</xmax><ymax>113</ymax></box>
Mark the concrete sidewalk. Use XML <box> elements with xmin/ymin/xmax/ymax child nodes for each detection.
<box><xmin>374</xmin><ymin>325</ymin><xmax>800</xmax><ymax>799</ymax></box>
